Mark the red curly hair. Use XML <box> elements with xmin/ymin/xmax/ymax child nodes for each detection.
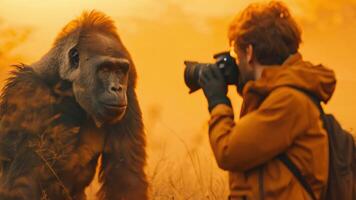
<box><xmin>228</xmin><ymin>1</ymin><xmax>302</xmax><ymax>65</ymax></box>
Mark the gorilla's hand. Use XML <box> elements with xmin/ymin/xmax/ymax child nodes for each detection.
<box><xmin>199</xmin><ymin>64</ymin><xmax>231</xmax><ymax>112</ymax></box>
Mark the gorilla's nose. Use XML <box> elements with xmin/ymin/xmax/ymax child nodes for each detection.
<box><xmin>110</xmin><ymin>85</ymin><xmax>123</xmax><ymax>93</ymax></box>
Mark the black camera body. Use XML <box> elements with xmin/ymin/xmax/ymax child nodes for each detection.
<box><xmin>184</xmin><ymin>51</ymin><xmax>239</xmax><ymax>93</ymax></box>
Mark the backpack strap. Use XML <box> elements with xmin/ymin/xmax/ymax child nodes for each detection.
<box><xmin>276</xmin><ymin>86</ymin><xmax>323</xmax><ymax>200</ymax></box>
<box><xmin>282</xmin><ymin>85</ymin><xmax>324</xmax><ymax>113</ymax></box>
<box><xmin>277</xmin><ymin>154</ymin><xmax>317</xmax><ymax>200</ymax></box>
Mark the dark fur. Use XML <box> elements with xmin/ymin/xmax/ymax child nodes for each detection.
<box><xmin>0</xmin><ymin>11</ymin><xmax>147</xmax><ymax>200</ymax></box>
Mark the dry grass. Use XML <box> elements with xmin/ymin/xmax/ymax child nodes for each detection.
<box><xmin>145</xmin><ymin>123</ymin><xmax>229</xmax><ymax>200</ymax></box>
<box><xmin>85</xmin><ymin>111</ymin><xmax>229</xmax><ymax>200</ymax></box>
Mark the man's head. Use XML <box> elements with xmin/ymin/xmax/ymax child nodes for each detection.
<box><xmin>228</xmin><ymin>1</ymin><xmax>302</xmax><ymax>87</ymax></box>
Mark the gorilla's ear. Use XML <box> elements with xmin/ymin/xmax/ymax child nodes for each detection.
<box><xmin>68</xmin><ymin>47</ymin><xmax>79</xmax><ymax>69</ymax></box>
<box><xmin>59</xmin><ymin>42</ymin><xmax>81</xmax><ymax>82</ymax></box>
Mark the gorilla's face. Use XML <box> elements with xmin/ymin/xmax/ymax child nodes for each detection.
<box><xmin>64</xmin><ymin>32</ymin><xmax>130</xmax><ymax>126</ymax></box>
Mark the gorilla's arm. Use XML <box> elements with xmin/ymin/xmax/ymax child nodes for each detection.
<box><xmin>98</xmin><ymin>89</ymin><xmax>148</xmax><ymax>200</ymax></box>
<box><xmin>0</xmin><ymin>146</ymin><xmax>45</xmax><ymax>200</ymax></box>
<box><xmin>0</xmin><ymin>66</ymin><xmax>81</xmax><ymax>199</ymax></box>
<box><xmin>0</xmin><ymin>66</ymin><xmax>55</xmax><ymax>199</ymax></box>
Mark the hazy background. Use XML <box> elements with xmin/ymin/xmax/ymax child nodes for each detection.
<box><xmin>0</xmin><ymin>0</ymin><xmax>355</xmax><ymax>199</ymax></box>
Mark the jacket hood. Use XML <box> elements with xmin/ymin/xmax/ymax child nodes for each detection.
<box><xmin>242</xmin><ymin>53</ymin><xmax>336</xmax><ymax>103</ymax></box>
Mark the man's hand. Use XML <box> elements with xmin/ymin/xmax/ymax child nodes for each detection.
<box><xmin>199</xmin><ymin>64</ymin><xmax>231</xmax><ymax>112</ymax></box>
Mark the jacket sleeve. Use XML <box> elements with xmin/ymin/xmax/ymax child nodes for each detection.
<box><xmin>208</xmin><ymin>87</ymin><xmax>312</xmax><ymax>171</ymax></box>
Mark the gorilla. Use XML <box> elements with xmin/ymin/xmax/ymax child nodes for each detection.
<box><xmin>0</xmin><ymin>11</ymin><xmax>148</xmax><ymax>200</ymax></box>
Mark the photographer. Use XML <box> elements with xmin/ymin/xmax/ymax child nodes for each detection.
<box><xmin>199</xmin><ymin>2</ymin><xmax>336</xmax><ymax>200</ymax></box>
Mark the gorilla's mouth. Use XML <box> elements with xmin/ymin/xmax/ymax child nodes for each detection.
<box><xmin>101</xmin><ymin>102</ymin><xmax>127</xmax><ymax>110</ymax></box>
<box><xmin>100</xmin><ymin>102</ymin><xmax>127</xmax><ymax>122</ymax></box>
<box><xmin>92</xmin><ymin>102</ymin><xmax>127</xmax><ymax>127</ymax></box>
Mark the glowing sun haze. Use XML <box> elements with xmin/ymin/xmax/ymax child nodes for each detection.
<box><xmin>0</xmin><ymin>0</ymin><xmax>355</xmax><ymax>198</ymax></box>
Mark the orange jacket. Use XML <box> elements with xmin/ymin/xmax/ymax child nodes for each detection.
<box><xmin>208</xmin><ymin>53</ymin><xmax>336</xmax><ymax>200</ymax></box>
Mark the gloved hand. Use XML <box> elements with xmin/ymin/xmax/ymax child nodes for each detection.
<box><xmin>199</xmin><ymin>64</ymin><xmax>231</xmax><ymax>112</ymax></box>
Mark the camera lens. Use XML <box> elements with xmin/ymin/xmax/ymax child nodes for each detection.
<box><xmin>184</xmin><ymin>51</ymin><xmax>239</xmax><ymax>94</ymax></box>
<box><xmin>184</xmin><ymin>61</ymin><xmax>202</xmax><ymax>93</ymax></box>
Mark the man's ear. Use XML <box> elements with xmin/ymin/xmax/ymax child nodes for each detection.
<box><xmin>246</xmin><ymin>44</ymin><xmax>253</xmax><ymax>64</ymax></box>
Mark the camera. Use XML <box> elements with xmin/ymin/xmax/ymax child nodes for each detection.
<box><xmin>184</xmin><ymin>51</ymin><xmax>239</xmax><ymax>93</ymax></box>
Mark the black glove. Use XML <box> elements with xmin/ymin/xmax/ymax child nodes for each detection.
<box><xmin>199</xmin><ymin>64</ymin><xmax>231</xmax><ymax>112</ymax></box>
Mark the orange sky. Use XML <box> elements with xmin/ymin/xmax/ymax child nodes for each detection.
<box><xmin>0</xmin><ymin>0</ymin><xmax>355</xmax><ymax>152</ymax></box>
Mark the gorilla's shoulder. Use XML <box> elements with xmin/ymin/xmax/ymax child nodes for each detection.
<box><xmin>2</xmin><ymin>64</ymin><xmax>49</xmax><ymax>94</ymax></box>
<box><xmin>0</xmin><ymin>65</ymin><xmax>52</xmax><ymax>112</ymax></box>
<box><xmin>0</xmin><ymin>65</ymin><xmax>82</xmax><ymax>168</ymax></box>
<box><xmin>6</xmin><ymin>64</ymin><xmax>43</xmax><ymax>84</ymax></box>
<box><xmin>0</xmin><ymin>65</ymin><xmax>56</xmax><ymax>130</ymax></box>
<box><xmin>0</xmin><ymin>64</ymin><xmax>85</xmax><ymax>131</ymax></box>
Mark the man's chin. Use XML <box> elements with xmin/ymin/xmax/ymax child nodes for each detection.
<box><xmin>236</xmin><ymin>79</ymin><xmax>247</xmax><ymax>96</ymax></box>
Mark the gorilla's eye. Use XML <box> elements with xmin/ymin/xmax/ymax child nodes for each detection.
<box><xmin>121</xmin><ymin>62</ymin><xmax>130</xmax><ymax>74</ymax></box>
<box><xmin>69</xmin><ymin>48</ymin><xmax>79</xmax><ymax>68</ymax></box>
